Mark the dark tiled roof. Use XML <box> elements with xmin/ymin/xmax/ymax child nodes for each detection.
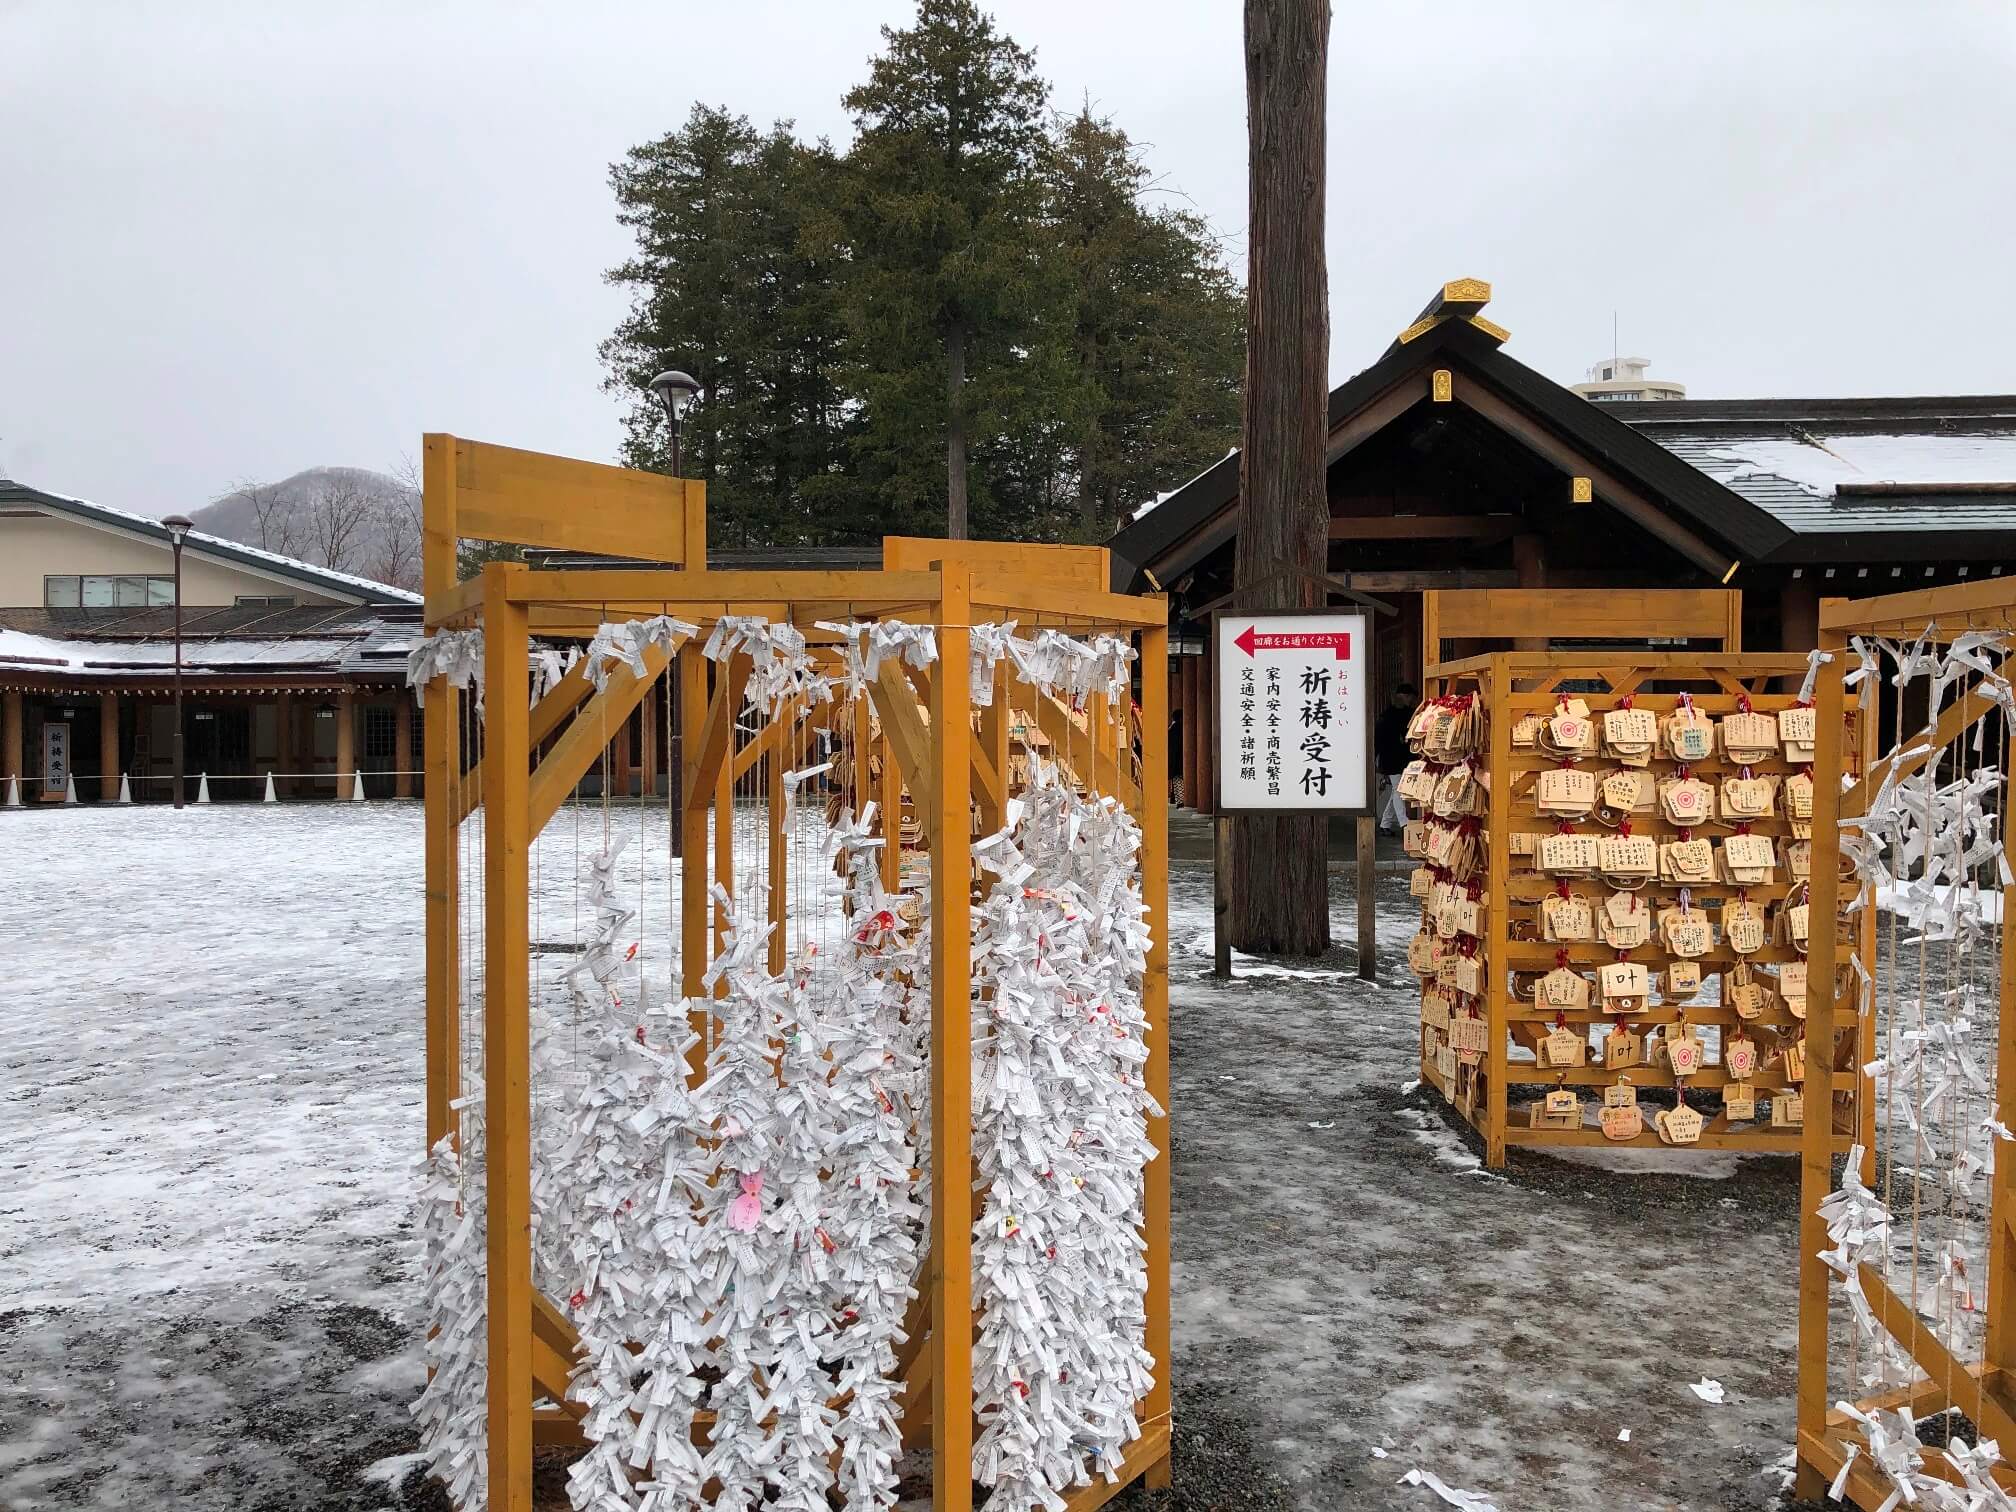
<box><xmin>1615</xmin><ymin>398</ymin><xmax>2016</xmax><ymax>552</ymax></box>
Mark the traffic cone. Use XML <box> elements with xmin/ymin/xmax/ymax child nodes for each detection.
<box><xmin>4</xmin><ymin>775</ymin><xmax>18</xmax><ymax>808</ymax></box>
<box><xmin>196</xmin><ymin>772</ymin><xmax>211</xmax><ymax>804</ymax></box>
<box><xmin>263</xmin><ymin>772</ymin><xmax>278</xmax><ymax>803</ymax></box>
<box><xmin>63</xmin><ymin>775</ymin><xmax>79</xmax><ymax>805</ymax></box>
<box><xmin>350</xmin><ymin>771</ymin><xmax>368</xmax><ymax>803</ymax></box>
<box><xmin>117</xmin><ymin>774</ymin><xmax>133</xmax><ymax>804</ymax></box>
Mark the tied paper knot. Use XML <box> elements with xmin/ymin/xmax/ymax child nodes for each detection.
<box><xmin>406</xmin><ymin>628</ymin><xmax>485</xmax><ymax>707</ymax></box>
<box><xmin>727</xmin><ymin>1171</ymin><xmax>764</xmax><ymax>1232</ymax></box>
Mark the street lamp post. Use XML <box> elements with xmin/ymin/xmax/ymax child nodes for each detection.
<box><xmin>648</xmin><ymin>370</ymin><xmax>700</xmax><ymax>476</ymax></box>
<box><xmin>162</xmin><ymin>515</ymin><xmax>193</xmax><ymax>809</ymax></box>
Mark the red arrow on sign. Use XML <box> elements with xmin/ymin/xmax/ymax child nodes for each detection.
<box><xmin>1233</xmin><ymin>625</ymin><xmax>1352</xmax><ymax>660</ymax></box>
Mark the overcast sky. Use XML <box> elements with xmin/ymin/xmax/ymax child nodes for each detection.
<box><xmin>5</xmin><ymin>1</ymin><xmax>2013</xmax><ymax>517</ymax></box>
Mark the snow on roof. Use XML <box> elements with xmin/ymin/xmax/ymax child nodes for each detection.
<box><xmin>1630</xmin><ymin>422</ymin><xmax>2016</xmax><ymax>536</ymax></box>
<box><xmin>0</xmin><ymin>625</ymin><xmax>366</xmax><ymax>677</ymax></box>
<box><xmin>1130</xmin><ymin>448</ymin><xmax>1239</xmax><ymax>523</ymax></box>
<box><xmin>1702</xmin><ymin>432</ymin><xmax>2016</xmax><ymax>498</ymax></box>
<box><xmin>7</xmin><ymin>481</ymin><xmax>422</xmax><ymax>605</ymax></box>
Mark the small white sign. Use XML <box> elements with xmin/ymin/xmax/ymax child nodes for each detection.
<box><xmin>1215</xmin><ymin>611</ymin><xmax>1370</xmax><ymax>813</ymax></box>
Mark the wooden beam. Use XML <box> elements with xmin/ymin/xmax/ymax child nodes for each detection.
<box><xmin>928</xmin><ymin>567</ymin><xmax>976</xmax><ymax>1512</ymax></box>
<box><xmin>503</xmin><ymin>568</ymin><xmax>942</xmax><ymax>607</ymax></box>
<box><xmin>869</xmin><ymin>663</ymin><xmax>933</xmax><ymax>822</ymax></box>
<box><xmin>1451</xmin><ymin>376</ymin><xmax>1738</xmax><ymax>579</ymax></box>
<box><xmin>525</xmin><ymin>644</ymin><xmax>673</xmax><ymax>839</ymax></box>
<box><xmin>1058</xmin><ymin>1421</ymin><xmax>1174</xmax><ymax>1512</ymax></box>
<box><xmin>1329</xmin><ymin>569</ymin><xmax>1520</xmax><ymax>592</ymax></box>
<box><xmin>684</xmin><ymin>654</ymin><xmax>752</xmax><ymax>813</ymax></box>
<box><xmin>1857</xmin><ymin>1262</ymin><xmax>2016</xmax><ymax>1448</ymax></box>
<box><xmin>1028</xmin><ymin>688</ymin><xmax>1144</xmax><ymax>811</ymax></box>
<box><xmin>1138</xmin><ymin>623</ymin><xmax>1173</xmax><ymax>1490</ymax></box>
<box><xmin>449</xmin><ymin>436</ymin><xmax>697</xmax><ymax>563</ymax></box>
<box><xmin>883</xmin><ymin>535</ymin><xmax>1108</xmax><ymax>589</ymax></box>
<box><xmin>1796</xmin><ymin>657</ymin><xmax>1847</xmax><ymax>1495</ymax></box>
<box><xmin>481</xmin><ymin>565</ymin><xmax>534</xmax><ymax>1512</ymax></box>
<box><xmin>1424</xmin><ymin>587</ymin><xmax>1740</xmax><ymax>646</ymax></box>
<box><xmin>966</xmin><ymin>573</ymin><xmax>1168</xmax><ymax>628</ymax></box>
<box><xmin>732</xmin><ymin>717</ymin><xmax>782</xmax><ymax>783</ymax></box>
<box><xmin>423</xmin><ymin>572</ymin><xmax>486</xmax><ymax>631</ymax></box>
<box><xmin>1326</xmin><ymin>513</ymin><xmax>1517</xmax><ymax>540</ymax></box>
<box><xmin>678</xmin><ymin>645</ymin><xmax>709</xmax><ymax>1056</ymax></box>
<box><xmin>1820</xmin><ymin>574</ymin><xmax>2016</xmax><ymax>636</ymax></box>
<box><xmin>422</xmin><ymin>434</ymin><xmax>461</xmax><ymax>1153</ymax></box>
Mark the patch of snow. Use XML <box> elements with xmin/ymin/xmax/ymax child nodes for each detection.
<box><xmin>1538</xmin><ymin>1144</ymin><xmax>1749</xmax><ymax>1180</ymax></box>
<box><xmin>361</xmin><ymin>1451</ymin><xmax>427</xmax><ymax>1489</ymax></box>
<box><xmin>1689</xmin><ymin>1378</ymin><xmax>1727</xmax><ymax>1405</ymax></box>
<box><xmin>1703</xmin><ymin>432</ymin><xmax>2016</xmax><ymax>500</ymax></box>
<box><xmin>1392</xmin><ymin>1108</ymin><xmax>1506</xmax><ymax>1181</ymax></box>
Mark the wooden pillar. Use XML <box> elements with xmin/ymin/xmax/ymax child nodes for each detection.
<box><xmin>1794</xmin><ymin>646</ymin><xmax>1848</xmax><ymax>1499</ymax></box>
<box><xmin>678</xmin><ymin>644</ymin><xmax>710</xmax><ymax>1070</ymax></box>
<box><xmin>1138</xmin><ymin>620</ymin><xmax>1174</xmax><ymax>1487</ymax></box>
<box><xmin>639</xmin><ymin>679</ymin><xmax>658</xmax><ymax>797</ymax></box>
<box><xmin>1511</xmin><ymin>534</ymin><xmax>1547</xmax><ymax>651</ymax></box>
<box><xmin>2</xmin><ymin>688</ymin><xmax>21</xmax><ymax>789</ymax></box>
<box><xmin>927</xmin><ymin>565</ymin><xmax>975</xmax><ymax>1512</ymax></box>
<box><xmin>479</xmin><ymin>566</ymin><xmax>533</xmax><ymax>1512</ymax></box>
<box><xmin>395</xmin><ymin>693</ymin><xmax>414</xmax><ymax>799</ymax></box>
<box><xmin>1181</xmin><ymin>654</ymin><xmax>1200</xmax><ymax>808</ymax></box>
<box><xmin>1483</xmin><ymin>655</ymin><xmax>1512</xmax><ymax>1166</ymax></box>
<box><xmin>99</xmin><ymin>692</ymin><xmax>120</xmax><ymax>801</ymax></box>
<box><xmin>335</xmin><ymin>688</ymin><xmax>356</xmax><ymax>799</ymax></box>
<box><xmin>1196</xmin><ymin>649</ymin><xmax>1213</xmax><ymax>809</ymax></box>
<box><xmin>977</xmin><ymin>665</ymin><xmax>1008</xmax><ymax>834</ymax></box>
<box><xmin>276</xmin><ymin>692</ymin><xmax>294</xmax><ymax>800</ymax></box>
<box><xmin>421</xmin><ymin>430</ymin><xmax>463</xmax><ymax>1152</ymax></box>
<box><xmin>1779</xmin><ymin>577</ymin><xmax>1820</xmax><ymax>654</ymax></box>
<box><xmin>1356</xmin><ymin>814</ymin><xmax>1377</xmax><ymax>979</ymax></box>
<box><xmin>612</xmin><ymin>706</ymin><xmax>633</xmax><ymax>799</ymax></box>
<box><xmin>767</xmin><ymin>696</ymin><xmax>791</xmax><ymax>975</ymax></box>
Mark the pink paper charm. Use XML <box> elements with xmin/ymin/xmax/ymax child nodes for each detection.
<box><xmin>727</xmin><ymin>1172</ymin><xmax>764</xmax><ymax>1232</ymax></box>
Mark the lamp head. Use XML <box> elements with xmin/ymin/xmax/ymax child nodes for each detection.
<box><xmin>648</xmin><ymin>369</ymin><xmax>700</xmax><ymax>424</ymax></box>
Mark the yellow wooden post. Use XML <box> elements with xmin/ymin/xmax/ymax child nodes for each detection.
<box><xmin>1986</xmin><ymin>699</ymin><xmax>2016</xmax><ymax>1375</ymax></box>
<box><xmin>715</xmin><ymin>687</ymin><xmax>735</xmax><ymax>978</ymax></box>
<box><xmin>1138</xmin><ymin>621</ymin><xmax>1173</xmax><ymax>1488</ymax></box>
<box><xmin>878</xmin><ymin>723</ymin><xmax>902</xmax><ymax>897</ymax></box>
<box><xmin>928</xmin><ymin>564</ymin><xmax>975</xmax><ymax>1512</ymax></box>
<box><xmin>1484</xmin><ymin>654</ymin><xmax>1511</xmax><ymax>1166</ymax></box>
<box><xmin>422</xmin><ymin>433</ymin><xmax>461</xmax><ymax>1151</ymax></box>
<box><xmin>768</xmin><ymin>696</ymin><xmax>792</xmax><ymax>974</ymax></box>
<box><xmin>1794</xmin><ymin>656</ymin><xmax>1847</xmax><ymax>1499</ymax></box>
<box><xmin>978</xmin><ymin>667</ymin><xmax>1008</xmax><ymax>835</ymax></box>
<box><xmin>481</xmin><ymin>563</ymin><xmax>534</xmax><ymax>1512</ymax></box>
<box><xmin>680</xmin><ymin>644</ymin><xmax>709</xmax><ymax>1072</ymax></box>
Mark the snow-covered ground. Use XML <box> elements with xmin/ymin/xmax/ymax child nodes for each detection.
<box><xmin>1</xmin><ymin>803</ymin><xmax>1817</xmax><ymax>1510</ymax></box>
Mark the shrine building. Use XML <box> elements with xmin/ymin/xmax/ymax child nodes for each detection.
<box><xmin>1107</xmin><ymin>280</ymin><xmax>2016</xmax><ymax>807</ymax></box>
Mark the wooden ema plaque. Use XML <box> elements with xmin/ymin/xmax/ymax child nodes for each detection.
<box><xmin>1656</xmin><ymin>1104</ymin><xmax>1705</xmax><ymax>1146</ymax></box>
<box><xmin>1530</xmin><ymin>1088</ymin><xmax>1581</xmax><ymax>1130</ymax></box>
<box><xmin>1724</xmin><ymin>1082</ymin><xmax>1757</xmax><ymax>1121</ymax></box>
<box><xmin>1771</xmin><ymin>1092</ymin><xmax>1805</xmax><ymax>1129</ymax></box>
<box><xmin>1536</xmin><ymin>1027</ymin><xmax>1587</xmax><ymax>1068</ymax></box>
<box><xmin>1603</xmin><ymin>1027</ymin><xmax>1642</xmax><ymax>1069</ymax></box>
<box><xmin>1600</xmin><ymin>1085</ymin><xmax>1643</xmax><ymax>1141</ymax></box>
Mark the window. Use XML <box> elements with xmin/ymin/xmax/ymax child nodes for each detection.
<box><xmin>234</xmin><ymin>595</ymin><xmax>297</xmax><ymax>608</ymax></box>
<box><xmin>44</xmin><ymin>574</ymin><xmax>177</xmax><ymax>608</ymax></box>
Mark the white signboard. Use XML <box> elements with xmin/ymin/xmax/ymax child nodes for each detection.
<box><xmin>1214</xmin><ymin>610</ymin><xmax>1370</xmax><ymax>813</ymax></box>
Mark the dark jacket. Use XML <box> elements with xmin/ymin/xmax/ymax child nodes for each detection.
<box><xmin>1375</xmin><ymin>705</ymin><xmax>1412</xmax><ymax>775</ymax></box>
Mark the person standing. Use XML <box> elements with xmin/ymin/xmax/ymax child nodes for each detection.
<box><xmin>1374</xmin><ymin>683</ymin><xmax>1416</xmax><ymax>834</ymax></box>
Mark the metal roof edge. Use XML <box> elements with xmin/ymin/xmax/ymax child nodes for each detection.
<box><xmin>0</xmin><ymin>478</ymin><xmax>423</xmax><ymax>606</ymax></box>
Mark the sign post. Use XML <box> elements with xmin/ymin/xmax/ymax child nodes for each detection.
<box><xmin>1211</xmin><ymin>610</ymin><xmax>1374</xmax><ymax>976</ymax></box>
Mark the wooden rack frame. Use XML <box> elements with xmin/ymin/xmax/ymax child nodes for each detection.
<box><xmin>418</xmin><ymin>436</ymin><xmax>1173</xmax><ymax>1512</ymax></box>
<box><xmin>1418</xmin><ymin>650</ymin><xmax>1869</xmax><ymax>1168</ymax></box>
<box><xmin>1420</xmin><ymin>586</ymin><xmax>1743</xmax><ymax>672</ymax></box>
<box><xmin>1794</xmin><ymin>584</ymin><xmax>2016</xmax><ymax>1505</ymax></box>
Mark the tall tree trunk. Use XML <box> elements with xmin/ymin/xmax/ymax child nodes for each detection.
<box><xmin>1232</xmin><ymin>0</ymin><xmax>1331</xmax><ymax>956</ymax></box>
<box><xmin>946</xmin><ymin>322</ymin><xmax>969</xmax><ymax>539</ymax></box>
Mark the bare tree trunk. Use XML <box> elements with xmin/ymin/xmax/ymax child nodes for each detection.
<box><xmin>1232</xmin><ymin>0</ymin><xmax>1331</xmax><ymax>956</ymax></box>
<box><xmin>946</xmin><ymin>322</ymin><xmax>969</xmax><ymax>539</ymax></box>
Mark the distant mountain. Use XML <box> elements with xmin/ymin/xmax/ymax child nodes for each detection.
<box><xmin>193</xmin><ymin>466</ymin><xmax>421</xmax><ymax>592</ymax></box>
